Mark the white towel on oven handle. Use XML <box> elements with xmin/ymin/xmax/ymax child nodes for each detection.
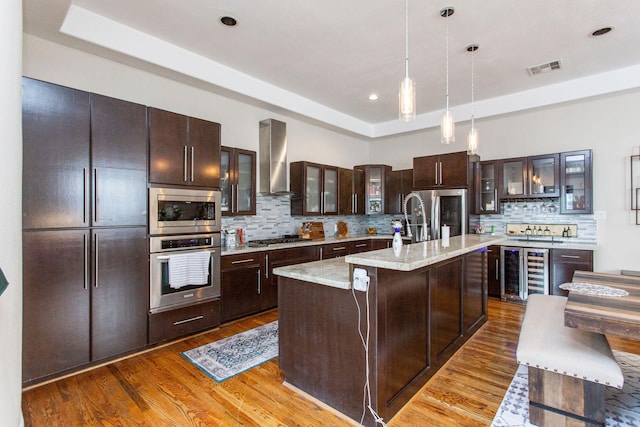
<box><xmin>168</xmin><ymin>251</ymin><xmax>211</xmax><ymax>289</ymax></box>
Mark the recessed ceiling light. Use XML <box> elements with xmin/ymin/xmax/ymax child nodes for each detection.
<box><xmin>590</xmin><ymin>26</ymin><xmax>614</xmax><ymax>37</ymax></box>
<box><xmin>368</xmin><ymin>94</ymin><xmax>379</xmax><ymax>101</ymax></box>
<box><xmin>220</xmin><ymin>16</ymin><xmax>237</xmax><ymax>27</ymax></box>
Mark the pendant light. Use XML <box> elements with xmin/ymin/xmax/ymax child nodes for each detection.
<box><xmin>399</xmin><ymin>0</ymin><xmax>416</xmax><ymax>121</ymax></box>
<box><xmin>440</xmin><ymin>7</ymin><xmax>455</xmax><ymax>144</ymax></box>
<box><xmin>467</xmin><ymin>43</ymin><xmax>479</xmax><ymax>155</ymax></box>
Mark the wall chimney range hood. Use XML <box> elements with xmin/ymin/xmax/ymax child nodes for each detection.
<box><xmin>259</xmin><ymin>118</ymin><xmax>291</xmax><ymax>194</ymax></box>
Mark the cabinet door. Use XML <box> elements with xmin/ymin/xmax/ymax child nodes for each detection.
<box><xmin>321</xmin><ymin>242</ymin><xmax>349</xmax><ymax>259</ymax></box>
<box><xmin>370</xmin><ymin>239</ymin><xmax>391</xmax><ymax>250</ymax></box>
<box><xmin>323</xmin><ymin>166</ymin><xmax>338</xmax><ymax>215</ymax></box>
<box><xmin>440</xmin><ymin>152</ymin><xmax>469</xmax><ymax>187</ymax></box>
<box><xmin>22</xmin><ymin>78</ymin><xmax>90</xmax><ymax>230</ymax></box>
<box><xmin>23</xmin><ymin>230</ymin><xmax>91</xmax><ymax>384</ymax></box>
<box><xmin>477</xmin><ymin>161</ymin><xmax>499</xmax><ymax>214</ymax></box>
<box><xmin>353</xmin><ymin>168</ymin><xmax>365</xmax><ymax>215</ymax></box>
<box><xmin>464</xmin><ymin>249</ymin><xmax>487</xmax><ymax>332</ymax></box>
<box><xmin>263</xmin><ymin>246</ymin><xmax>319</xmax><ymax>310</ymax></box>
<box><xmin>91</xmin><ymin>228</ymin><xmax>148</xmax><ymax>361</ymax></box>
<box><xmin>90</xmin><ymin>94</ymin><xmax>147</xmax><ymax>227</ymax></box>
<box><xmin>338</xmin><ymin>168</ymin><xmax>354</xmax><ymax>215</ymax></box>
<box><xmin>362</xmin><ymin>165</ymin><xmax>387</xmax><ymax>214</ymax></box>
<box><xmin>560</xmin><ymin>150</ymin><xmax>592</xmax><ymax>214</ymax></box>
<box><xmin>431</xmin><ymin>257</ymin><xmax>463</xmax><ymax>362</ymax></box>
<box><xmin>385</xmin><ymin>170</ymin><xmax>402</xmax><ymax>214</ymax></box>
<box><xmin>348</xmin><ymin>240</ymin><xmax>370</xmax><ymax>254</ymax></box>
<box><xmin>304</xmin><ymin>163</ymin><xmax>322</xmax><ymax>214</ymax></box>
<box><xmin>413</xmin><ymin>155</ymin><xmax>439</xmax><ymax>189</ymax></box>
<box><xmin>550</xmin><ymin>249</ymin><xmax>593</xmax><ymax>296</ymax></box>
<box><xmin>148</xmin><ymin>108</ymin><xmax>188</xmax><ymax>185</ymax></box>
<box><xmin>221</xmin><ymin>255</ymin><xmax>263</xmax><ymax>322</ymax></box>
<box><xmin>188</xmin><ymin>117</ymin><xmax>221</xmax><ymax>187</ymax></box>
<box><xmin>499</xmin><ymin>157</ymin><xmax>527</xmax><ymax>199</ymax></box>
<box><xmin>235</xmin><ymin>149</ymin><xmax>257</xmax><ymax>215</ymax></box>
<box><xmin>528</xmin><ymin>154</ymin><xmax>559</xmax><ymax>198</ymax></box>
<box><xmin>487</xmin><ymin>246</ymin><xmax>501</xmax><ymax>297</ymax></box>
<box><xmin>220</xmin><ymin>147</ymin><xmax>232</xmax><ymax>215</ymax></box>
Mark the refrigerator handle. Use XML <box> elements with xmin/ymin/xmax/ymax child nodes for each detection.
<box><xmin>432</xmin><ymin>194</ymin><xmax>440</xmax><ymax>240</ymax></box>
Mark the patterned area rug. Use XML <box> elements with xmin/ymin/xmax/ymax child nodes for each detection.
<box><xmin>182</xmin><ymin>321</ymin><xmax>278</xmax><ymax>382</ymax></box>
<box><xmin>492</xmin><ymin>350</ymin><xmax>640</xmax><ymax>426</ymax></box>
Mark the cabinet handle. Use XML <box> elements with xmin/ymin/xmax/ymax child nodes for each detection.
<box><xmin>439</xmin><ymin>161</ymin><xmax>443</xmax><ymax>185</ymax></box>
<box><xmin>173</xmin><ymin>315</ymin><xmax>204</xmax><ymax>326</ymax></box>
<box><xmin>94</xmin><ymin>233</ymin><xmax>99</xmax><ymax>288</ymax></box>
<box><xmin>560</xmin><ymin>255</ymin><xmax>581</xmax><ymax>259</ymax></box>
<box><xmin>235</xmin><ymin>184</ymin><xmax>239</xmax><ymax>213</ymax></box>
<box><xmin>83</xmin><ymin>167</ymin><xmax>88</xmax><ymax>225</ymax></box>
<box><xmin>257</xmin><ymin>268</ymin><xmax>261</xmax><ymax>294</ymax></box>
<box><xmin>495</xmin><ymin>259</ymin><xmax>499</xmax><ymax>281</ymax></box>
<box><xmin>183</xmin><ymin>145</ymin><xmax>188</xmax><ymax>182</ymax></box>
<box><xmin>93</xmin><ymin>168</ymin><xmax>98</xmax><ymax>223</ymax></box>
<box><xmin>354</xmin><ymin>194</ymin><xmax>358</xmax><ymax>213</ymax></box>
<box><xmin>319</xmin><ymin>247</ymin><xmax>323</xmax><ymax>259</ymax></box>
<box><xmin>333</xmin><ymin>246</ymin><xmax>346</xmax><ymax>251</ymax></box>
<box><xmin>231</xmin><ymin>258</ymin><xmax>254</xmax><ymax>264</ymax></box>
<box><xmin>265</xmin><ymin>254</ymin><xmax>269</xmax><ymax>279</ymax></box>
<box><xmin>83</xmin><ymin>234</ymin><xmax>89</xmax><ymax>290</ymax></box>
<box><xmin>355</xmin><ymin>243</ymin><xmax>367</xmax><ymax>248</ymax></box>
<box><xmin>435</xmin><ymin>162</ymin><xmax>438</xmax><ymax>184</ymax></box>
<box><xmin>190</xmin><ymin>146</ymin><xmax>195</xmax><ymax>182</ymax></box>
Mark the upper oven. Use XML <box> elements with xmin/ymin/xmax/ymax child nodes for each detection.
<box><xmin>149</xmin><ymin>187</ymin><xmax>221</xmax><ymax>235</ymax></box>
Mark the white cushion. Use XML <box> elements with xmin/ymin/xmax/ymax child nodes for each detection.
<box><xmin>516</xmin><ymin>294</ymin><xmax>624</xmax><ymax>389</ymax></box>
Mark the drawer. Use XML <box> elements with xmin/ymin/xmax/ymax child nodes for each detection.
<box><xmin>348</xmin><ymin>240</ymin><xmax>370</xmax><ymax>254</ymax></box>
<box><xmin>321</xmin><ymin>242</ymin><xmax>349</xmax><ymax>259</ymax></box>
<box><xmin>148</xmin><ymin>299</ymin><xmax>221</xmax><ymax>344</ymax></box>
<box><xmin>221</xmin><ymin>252</ymin><xmax>264</xmax><ymax>270</ymax></box>
<box><xmin>551</xmin><ymin>249</ymin><xmax>593</xmax><ymax>263</ymax></box>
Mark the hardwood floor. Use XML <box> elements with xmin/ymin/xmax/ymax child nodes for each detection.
<box><xmin>22</xmin><ymin>299</ymin><xmax>640</xmax><ymax>426</ymax></box>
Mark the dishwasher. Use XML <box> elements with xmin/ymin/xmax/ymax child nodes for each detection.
<box><xmin>500</xmin><ymin>246</ymin><xmax>549</xmax><ymax>302</ymax></box>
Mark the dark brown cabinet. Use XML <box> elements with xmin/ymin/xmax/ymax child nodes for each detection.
<box><xmin>348</xmin><ymin>240</ymin><xmax>370</xmax><ymax>254</ymax></box>
<box><xmin>487</xmin><ymin>245</ymin><xmax>501</xmax><ymax>298</ymax></box>
<box><xmin>321</xmin><ymin>242</ymin><xmax>350</xmax><ymax>259</ymax></box>
<box><xmin>386</xmin><ymin>169</ymin><xmax>414</xmax><ymax>214</ymax></box>
<box><xmin>550</xmin><ymin>249</ymin><xmax>593</xmax><ymax>296</ymax></box>
<box><xmin>263</xmin><ymin>246</ymin><xmax>320</xmax><ymax>310</ymax></box>
<box><xmin>354</xmin><ymin>164</ymin><xmax>392</xmax><ymax>214</ymax></box>
<box><xmin>290</xmin><ymin>162</ymin><xmax>339</xmax><ymax>215</ymax></box>
<box><xmin>221</xmin><ymin>146</ymin><xmax>256</xmax><ymax>216</ymax></box>
<box><xmin>148</xmin><ymin>300</ymin><xmax>221</xmax><ymax>344</ymax></box>
<box><xmin>560</xmin><ymin>149</ymin><xmax>593</xmax><ymax>214</ymax></box>
<box><xmin>338</xmin><ymin>168</ymin><xmax>365</xmax><ymax>215</ymax></box>
<box><xmin>149</xmin><ymin>107</ymin><xmax>221</xmax><ymax>188</ymax></box>
<box><xmin>414</xmin><ymin>151</ymin><xmax>476</xmax><ymax>189</ymax></box>
<box><xmin>22</xmin><ymin>78</ymin><xmax>90</xmax><ymax>230</ymax></box>
<box><xmin>370</xmin><ymin>239</ymin><xmax>392</xmax><ymax>250</ymax></box>
<box><xmin>221</xmin><ymin>253</ymin><xmax>264</xmax><ymax>322</ymax></box>
<box><xmin>431</xmin><ymin>257</ymin><xmax>463</xmax><ymax>362</ymax></box>
<box><xmin>475</xmin><ymin>161</ymin><xmax>500</xmax><ymax>214</ymax></box>
<box><xmin>499</xmin><ymin>154</ymin><xmax>559</xmax><ymax>199</ymax></box>
<box><xmin>22</xmin><ymin>78</ymin><xmax>149</xmax><ymax>386</ymax></box>
<box><xmin>463</xmin><ymin>249</ymin><xmax>487</xmax><ymax>333</ymax></box>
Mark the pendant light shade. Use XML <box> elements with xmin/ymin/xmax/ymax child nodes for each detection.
<box><xmin>399</xmin><ymin>0</ymin><xmax>416</xmax><ymax>121</ymax></box>
<box><xmin>440</xmin><ymin>7</ymin><xmax>455</xmax><ymax>144</ymax></box>
<box><xmin>467</xmin><ymin>43</ymin><xmax>479</xmax><ymax>154</ymax></box>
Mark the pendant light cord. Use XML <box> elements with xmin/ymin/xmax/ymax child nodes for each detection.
<box><xmin>471</xmin><ymin>42</ymin><xmax>475</xmax><ymax>129</ymax></box>
<box><xmin>405</xmin><ymin>0</ymin><xmax>409</xmax><ymax>79</ymax></box>
<box><xmin>445</xmin><ymin>10</ymin><xmax>449</xmax><ymax>110</ymax></box>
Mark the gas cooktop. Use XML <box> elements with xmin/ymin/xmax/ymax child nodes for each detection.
<box><xmin>247</xmin><ymin>235</ymin><xmax>307</xmax><ymax>248</ymax></box>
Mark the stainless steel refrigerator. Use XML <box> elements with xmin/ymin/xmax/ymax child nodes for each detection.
<box><xmin>407</xmin><ymin>188</ymin><xmax>467</xmax><ymax>242</ymax></box>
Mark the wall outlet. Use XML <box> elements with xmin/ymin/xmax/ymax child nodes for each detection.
<box><xmin>353</xmin><ymin>268</ymin><xmax>370</xmax><ymax>292</ymax></box>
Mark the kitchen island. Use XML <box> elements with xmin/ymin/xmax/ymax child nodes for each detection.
<box><xmin>273</xmin><ymin>234</ymin><xmax>505</xmax><ymax>426</ymax></box>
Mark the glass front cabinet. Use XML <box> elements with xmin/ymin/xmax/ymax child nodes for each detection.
<box><xmin>499</xmin><ymin>154</ymin><xmax>559</xmax><ymax>199</ymax></box>
<box><xmin>290</xmin><ymin>161</ymin><xmax>338</xmax><ymax>216</ymax></box>
<box><xmin>476</xmin><ymin>161</ymin><xmax>500</xmax><ymax>214</ymax></box>
<box><xmin>560</xmin><ymin>150</ymin><xmax>592</xmax><ymax>214</ymax></box>
<box><xmin>221</xmin><ymin>146</ymin><xmax>256</xmax><ymax>216</ymax></box>
<box><xmin>355</xmin><ymin>165</ymin><xmax>392</xmax><ymax>215</ymax></box>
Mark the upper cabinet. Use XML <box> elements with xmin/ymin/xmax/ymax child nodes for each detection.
<box><xmin>290</xmin><ymin>162</ymin><xmax>339</xmax><ymax>216</ymax></box>
<box><xmin>221</xmin><ymin>146</ymin><xmax>256</xmax><ymax>216</ymax></box>
<box><xmin>385</xmin><ymin>169</ymin><xmax>414</xmax><ymax>215</ymax></box>
<box><xmin>499</xmin><ymin>154</ymin><xmax>559</xmax><ymax>199</ymax></box>
<box><xmin>338</xmin><ymin>168</ymin><xmax>365</xmax><ymax>215</ymax></box>
<box><xmin>148</xmin><ymin>108</ymin><xmax>220</xmax><ymax>188</ymax></box>
<box><xmin>413</xmin><ymin>151</ymin><xmax>477</xmax><ymax>189</ymax></box>
<box><xmin>22</xmin><ymin>78</ymin><xmax>147</xmax><ymax>229</ymax></box>
<box><xmin>354</xmin><ymin>165</ymin><xmax>392</xmax><ymax>215</ymax></box>
<box><xmin>475</xmin><ymin>160</ymin><xmax>500</xmax><ymax>215</ymax></box>
<box><xmin>560</xmin><ymin>150</ymin><xmax>592</xmax><ymax>214</ymax></box>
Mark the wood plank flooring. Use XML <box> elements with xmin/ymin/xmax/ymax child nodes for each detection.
<box><xmin>22</xmin><ymin>299</ymin><xmax>640</xmax><ymax>426</ymax></box>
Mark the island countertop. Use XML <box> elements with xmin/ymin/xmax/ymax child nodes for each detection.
<box><xmin>273</xmin><ymin>234</ymin><xmax>506</xmax><ymax>288</ymax></box>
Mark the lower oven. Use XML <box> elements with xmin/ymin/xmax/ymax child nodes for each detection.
<box><xmin>150</xmin><ymin>233</ymin><xmax>221</xmax><ymax>313</ymax></box>
<box><xmin>500</xmin><ymin>246</ymin><xmax>549</xmax><ymax>302</ymax></box>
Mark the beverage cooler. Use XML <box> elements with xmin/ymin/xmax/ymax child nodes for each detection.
<box><xmin>500</xmin><ymin>246</ymin><xmax>549</xmax><ymax>302</ymax></box>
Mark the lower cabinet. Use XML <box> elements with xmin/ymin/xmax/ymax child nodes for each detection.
<box><xmin>148</xmin><ymin>300</ymin><xmax>221</xmax><ymax>344</ymax></box>
<box><xmin>487</xmin><ymin>245</ymin><xmax>501</xmax><ymax>298</ymax></box>
<box><xmin>431</xmin><ymin>257</ymin><xmax>463</xmax><ymax>362</ymax></box>
<box><xmin>370</xmin><ymin>239</ymin><xmax>392</xmax><ymax>250</ymax></box>
<box><xmin>348</xmin><ymin>239</ymin><xmax>370</xmax><ymax>254</ymax></box>
<box><xmin>550</xmin><ymin>249</ymin><xmax>593</xmax><ymax>296</ymax></box>
<box><xmin>221</xmin><ymin>253</ymin><xmax>265</xmax><ymax>323</ymax></box>
<box><xmin>321</xmin><ymin>242</ymin><xmax>350</xmax><ymax>259</ymax></box>
<box><xmin>264</xmin><ymin>246</ymin><xmax>320</xmax><ymax>310</ymax></box>
<box><xmin>22</xmin><ymin>227</ymin><xmax>148</xmax><ymax>386</ymax></box>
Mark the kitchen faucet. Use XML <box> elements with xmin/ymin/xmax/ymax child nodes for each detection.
<box><xmin>403</xmin><ymin>192</ymin><xmax>428</xmax><ymax>242</ymax></box>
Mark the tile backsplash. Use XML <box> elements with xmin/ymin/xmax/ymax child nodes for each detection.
<box><xmin>222</xmin><ymin>195</ymin><xmax>598</xmax><ymax>245</ymax></box>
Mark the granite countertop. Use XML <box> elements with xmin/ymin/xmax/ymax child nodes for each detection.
<box><xmin>221</xmin><ymin>233</ymin><xmax>408</xmax><ymax>256</ymax></box>
<box><xmin>273</xmin><ymin>234</ymin><xmax>506</xmax><ymax>289</ymax></box>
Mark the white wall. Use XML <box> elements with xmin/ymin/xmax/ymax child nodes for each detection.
<box><xmin>369</xmin><ymin>90</ymin><xmax>640</xmax><ymax>273</ymax></box>
<box><xmin>1</xmin><ymin>0</ymin><xmax>24</xmax><ymax>426</ymax></box>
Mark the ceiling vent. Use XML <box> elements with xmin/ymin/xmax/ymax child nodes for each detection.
<box><xmin>526</xmin><ymin>60</ymin><xmax>563</xmax><ymax>76</ymax></box>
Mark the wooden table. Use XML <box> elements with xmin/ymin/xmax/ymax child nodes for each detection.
<box><xmin>564</xmin><ymin>271</ymin><xmax>640</xmax><ymax>340</ymax></box>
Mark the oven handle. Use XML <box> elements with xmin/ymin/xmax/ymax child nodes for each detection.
<box><xmin>156</xmin><ymin>249</ymin><xmax>217</xmax><ymax>260</ymax></box>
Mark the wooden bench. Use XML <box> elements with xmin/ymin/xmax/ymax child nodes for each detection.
<box><xmin>516</xmin><ymin>294</ymin><xmax>624</xmax><ymax>427</ymax></box>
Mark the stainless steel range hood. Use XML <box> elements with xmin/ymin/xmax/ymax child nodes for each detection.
<box><xmin>259</xmin><ymin>118</ymin><xmax>290</xmax><ymax>194</ymax></box>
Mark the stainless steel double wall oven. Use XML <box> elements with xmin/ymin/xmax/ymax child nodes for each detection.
<box><xmin>148</xmin><ymin>187</ymin><xmax>222</xmax><ymax>313</ymax></box>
